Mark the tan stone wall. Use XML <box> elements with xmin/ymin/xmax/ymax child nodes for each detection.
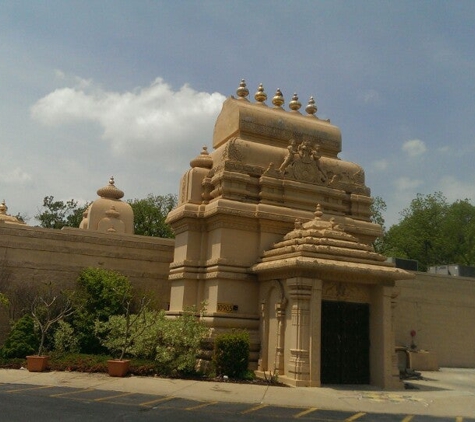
<box><xmin>0</xmin><ymin>223</ymin><xmax>174</xmax><ymax>342</ymax></box>
<box><xmin>395</xmin><ymin>272</ymin><xmax>475</xmax><ymax>368</ymax></box>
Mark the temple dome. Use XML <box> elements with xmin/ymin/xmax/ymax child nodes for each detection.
<box><xmin>80</xmin><ymin>177</ymin><xmax>134</xmax><ymax>234</ymax></box>
<box><xmin>0</xmin><ymin>200</ymin><xmax>26</xmax><ymax>226</ymax></box>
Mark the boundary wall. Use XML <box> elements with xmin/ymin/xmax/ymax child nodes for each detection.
<box><xmin>395</xmin><ymin>272</ymin><xmax>475</xmax><ymax>367</ymax></box>
<box><xmin>0</xmin><ymin>224</ymin><xmax>174</xmax><ymax>340</ymax></box>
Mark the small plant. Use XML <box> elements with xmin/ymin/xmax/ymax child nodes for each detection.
<box><xmin>95</xmin><ymin>297</ymin><xmax>154</xmax><ymax>361</ymax></box>
<box><xmin>213</xmin><ymin>330</ymin><xmax>250</xmax><ymax>379</ymax></box>
<box><xmin>263</xmin><ymin>368</ymin><xmax>279</xmax><ymax>384</ymax></box>
<box><xmin>30</xmin><ymin>282</ymin><xmax>75</xmax><ymax>356</ymax></box>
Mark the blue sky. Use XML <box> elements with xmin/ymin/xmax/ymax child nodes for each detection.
<box><xmin>1</xmin><ymin>1</ymin><xmax>474</xmax><ymax>228</ymax></box>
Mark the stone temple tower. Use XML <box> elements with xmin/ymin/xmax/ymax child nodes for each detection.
<box><xmin>166</xmin><ymin>80</ymin><xmax>412</xmax><ymax>388</ymax></box>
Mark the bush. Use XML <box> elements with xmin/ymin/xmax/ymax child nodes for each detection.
<box><xmin>0</xmin><ymin>314</ymin><xmax>39</xmax><ymax>358</ymax></box>
<box><xmin>54</xmin><ymin>321</ymin><xmax>80</xmax><ymax>354</ymax></box>
<box><xmin>95</xmin><ymin>305</ymin><xmax>208</xmax><ymax>376</ymax></box>
<box><xmin>154</xmin><ymin>307</ymin><xmax>208</xmax><ymax>375</ymax></box>
<box><xmin>213</xmin><ymin>330</ymin><xmax>250</xmax><ymax>379</ymax></box>
<box><xmin>71</xmin><ymin>268</ymin><xmax>133</xmax><ymax>354</ymax></box>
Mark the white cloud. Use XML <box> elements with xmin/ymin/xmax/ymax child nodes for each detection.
<box><xmin>360</xmin><ymin>89</ymin><xmax>381</xmax><ymax>105</ymax></box>
<box><xmin>31</xmin><ymin>77</ymin><xmax>227</xmax><ymax>171</ymax></box>
<box><xmin>402</xmin><ymin>139</ymin><xmax>427</xmax><ymax>157</ymax></box>
<box><xmin>394</xmin><ymin>176</ymin><xmax>424</xmax><ymax>192</ymax></box>
<box><xmin>0</xmin><ymin>167</ymin><xmax>33</xmax><ymax>186</ymax></box>
<box><xmin>372</xmin><ymin>159</ymin><xmax>388</xmax><ymax>171</ymax></box>
<box><xmin>439</xmin><ymin>175</ymin><xmax>475</xmax><ymax>203</ymax></box>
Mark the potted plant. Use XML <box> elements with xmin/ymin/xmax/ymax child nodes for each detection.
<box><xmin>27</xmin><ymin>283</ymin><xmax>75</xmax><ymax>372</ymax></box>
<box><xmin>95</xmin><ymin>296</ymin><xmax>153</xmax><ymax>377</ymax></box>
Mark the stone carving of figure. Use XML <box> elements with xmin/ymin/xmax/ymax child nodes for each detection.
<box><xmin>278</xmin><ymin>139</ymin><xmax>297</xmax><ymax>173</ymax></box>
<box><xmin>297</xmin><ymin>140</ymin><xmax>313</xmax><ymax>163</ymax></box>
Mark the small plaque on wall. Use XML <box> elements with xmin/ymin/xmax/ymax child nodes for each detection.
<box><xmin>217</xmin><ymin>302</ymin><xmax>238</xmax><ymax>313</ymax></box>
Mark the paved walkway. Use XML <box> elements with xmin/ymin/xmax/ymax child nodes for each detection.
<box><xmin>1</xmin><ymin>367</ymin><xmax>475</xmax><ymax>418</ymax></box>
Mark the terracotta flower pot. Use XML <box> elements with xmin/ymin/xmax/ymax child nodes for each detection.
<box><xmin>107</xmin><ymin>359</ymin><xmax>130</xmax><ymax>377</ymax></box>
<box><xmin>26</xmin><ymin>355</ymin><xmax>49</xmax><ymax>372</ymax></box>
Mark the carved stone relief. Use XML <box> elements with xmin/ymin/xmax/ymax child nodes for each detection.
<box><xmin>279</xmin><ymin>139</ymin><xmax>327</xmax><ymax>184</ymax></box>
<box><xmin>322</xmin><ymin>281</ymin><xmax>370</xmax><ymax>303</ymax></box>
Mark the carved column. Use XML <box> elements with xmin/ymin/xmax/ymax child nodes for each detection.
<box><xmin>309</xmin><ymin>279</ymin><xmax>322</xmax><ymax>387</ymax></box>
<box><xmin>286</xmin><ymin>277</ymin><xmax>314</xmax><ymax>386</ymax></box>
<box><xmin>273</xmin><ymin>298</ymin><xmax>287</xmax><ymax>374</ymax></box>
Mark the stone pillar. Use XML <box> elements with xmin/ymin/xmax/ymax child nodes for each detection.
<box><xmin>286</xmin><ymin>277</ymin><xmax>314</xmax><ymax>386</ymax></box>
<box><xmin>370</xmin><ymin>285</ymin><xmax>403</xmax><ymax>389</ymax></box>
<box><xmin>273</xmin><ymin>298</ymin><xmax>287</xmax><ymax>375</ymax></box>
<box><xmin>309</xmin><ymin>279</ymin><xmax>322</xmax><ymax>387</ymax></box>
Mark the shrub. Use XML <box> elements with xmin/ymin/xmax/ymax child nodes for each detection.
<box><xmin>213</xmin><ymin>330</ymin><xmax>250</xmax><ymax>379</ymax></box>
<box><xmin>54</xmin><ymin>321</ymin><xmax>80</xmax><ymax>354</ymax></box>
<box><xmin>94</xmin><ymin>302</ymin><xmax>157</xmax><ymax>360</ymax></box>
<box><xmin>154</xmin><ymin>306</ymin><xmax>208</xmax><ymax>375</ymax></box>
<box><xmin>71</xmin><ymin>268</ymin><xmax>133</xmax><ymax>354</ymax></box>
<box><xmin>97</xmin><ymin>305</ymin><xmax>209</xmax><ymax>376</ymax></box>
<box><xmin>0</xmin><ymin>314</ymin><xmax>38</xmax><ymax>358</ymax></box>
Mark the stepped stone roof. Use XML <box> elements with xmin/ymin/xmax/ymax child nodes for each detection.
<box><xmin>252</xmin><ymin>204</ymin><xmax>413</xmax><ymax>283</ymax></box>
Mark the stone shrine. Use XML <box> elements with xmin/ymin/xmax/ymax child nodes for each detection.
<box><xmin>166</xmin><ymin>80</ymin><xmax>413</xmax><ymax>388</ymax></box>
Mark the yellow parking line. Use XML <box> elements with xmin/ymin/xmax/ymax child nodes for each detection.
<box><xmin>50</xmin><ymin>388</ymin><xmax>96</xmax><ymax>397</ymax></box>
<box><xmin>139</xmin><ymin>396</ymin><xmax>174</xmax><ymax>407</ymax></box>
<box><xmin>346</xmin><ymin>412</ymin><xmax>366</xmax><ymax>421</ymax></box>
<box><xmin>185</xmin><ymin>401</ymin><xmax>218</xmax><ymax>410</ymax></box>
<box><xmin>94</xmin><ymin>392</ymin><xmax>133</xmax><ymax>402</ymax></box>
<box><xmin>401</xmin><ymin>416</ymin><xmax>414</xmax><ymax>422</ymax></box>
<box><xmin>294</xmin><ymin>407</ymin><xmax>318</xmax><ymax>418</ymax></box>
<box><xmin>6</xmin><ymin>385</ymin><xmax>55</xmax><ymax>393</ymax></box>
<box><xmin>241</xmin><ymin>404</ymin><xmax>268</xmax><ymax>414</ymax></box>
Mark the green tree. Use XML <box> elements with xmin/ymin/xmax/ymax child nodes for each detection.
<box><xmin>35</xmin><ymin>196</ymin><xmax>89</xmax><ymax>229</ymax></box>
<box><xmin>370</xmin><ymin>196</ymin><xmax>387</xmax><ymax>254</ymax></box>
<box><xmin>127</xmin><ymin>194</ymin><xmax>177</xmax><ymax>238</ymax></box>
<box><xmin>383</xmin><ymin>192</ymin><xmax>475</xmax><ymax>271</ymax></box>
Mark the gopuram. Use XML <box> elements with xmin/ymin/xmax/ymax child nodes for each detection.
<box><xmin>166</xmin><ymin>80</ymin><xmax>413</xmax><ymax>388</ymax></box>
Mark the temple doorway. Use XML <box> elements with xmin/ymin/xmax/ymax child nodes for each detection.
<box><xmin>320</xmin><ymin>300</ymin><xmax>370</xmax><ymax>385</ymax></box>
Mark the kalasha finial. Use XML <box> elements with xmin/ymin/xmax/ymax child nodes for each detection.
<box><xmin>109</xmin><ymin>176</ymin><xmax>115</xmax><ymax>185</ymax></box>
<box><xmin>0</xmin><ymin>199</ymin><xmax>7</xmax><ymax>214</ymax></box>
<box><xmin>314</xmin><ymin>204</ymin><xmax>323</xmax><ymax>219</ymax></box>
<box><xmin>305</xmin><ymin>96</ymin><xmax>317</xmax><ymax>116</ymax></box>
<box><xmin>289</xmin><ymin>93</ymin><xmax>302</xmax><ymax>112</ymax></box>
<box><xmin>272</xmin><ymin>88</ymin><xmax>284</xmax><ymax>108</ymax></box>
<box><xmin>190</xmin><ymin>145</ymin><xmax>213</xmax><ymax>169</ymax></box>
<box><xmin>254</xmin><ymin>83</ymin><xmax>267</xmax><ymax>104</ymax></box>
<box><xmin>236</xmin><ymin>79</ymin><xmax>249</xmax><ymax>100</ymax></box>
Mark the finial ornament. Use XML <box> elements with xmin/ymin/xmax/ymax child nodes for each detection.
<box><xmin>236</xmin><ymin>79</ymin><xmax>249</xmax><ymax>100</ymax></box>
<box><xmin>254</xmin><ymin>83</ymin><xmax>267</xmax><ymax>104</ymax></box>
<box><xmin>272</xmin><ymin>88</ymin><xmax>284</xmax><ymax>108</ymax></box>
<box><xmin>190</xmin><ymin>145</ymin><xmax>213</xmax><ymax>169</ymax></box>
<box><xmin>97</xmin><ymin>176</ymin><xmax>124</xmax><ymax>199</ymax></box>
<box><xmin>289</xmin><ymin>93</ymin><xmax>302</xmax><ymax>112</ymax></box>
<box><xmin>305</xmin><ymin>96</ymin><xmax>317</xmax><ymax>116</ymax></box>
<box><xmin>0</xmin><ymin>199</ymin><xmax>6</xmax><ymax>214</ymax></box>
<box><xmin>314</xmin><ymin>203</ymin><xmax>323</xmax><ymax>219</ymax></box>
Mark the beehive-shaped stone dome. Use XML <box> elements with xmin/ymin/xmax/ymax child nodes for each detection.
<box><xmin>80</xmin><ymin>177</ymin><xmax>134</xmax><ymax>234</ymax></box>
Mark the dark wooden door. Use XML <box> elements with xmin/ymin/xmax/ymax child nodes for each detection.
<box><xmin>321</xmin><ymin>300</ymin><xmax>370</xmax><ymax>384</ymax></box>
